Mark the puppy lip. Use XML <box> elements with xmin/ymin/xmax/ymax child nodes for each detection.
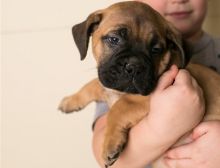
<box><xmin>131</xmin><ymin>78</ymin><xmax>147</xmax><ymax>95</ymax></box>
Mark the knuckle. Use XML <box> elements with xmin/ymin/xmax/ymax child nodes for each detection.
<box><xmin>179</xmin><ymin>84</ymin><xmax>192</xmax><ymax>95</ymax></box>
<box><xmin>179</xmin><ymin>69</ymin><xmax>190</xmax><ymax>77</ymax></box>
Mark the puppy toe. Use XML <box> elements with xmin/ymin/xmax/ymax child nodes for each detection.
<box><xmin>103</xmin><ymin>142</ymin><xmax>126</xmax><ymax>167</ymax></box>
<box><xmin>58</xmin><ymin>96</ymin><xmax>84</xmax><ymax>113</ymax></box>
<box><xmin>106</xmin><ymin>148</ymin><xmax>121</xmax><ymax>167</ymax></box>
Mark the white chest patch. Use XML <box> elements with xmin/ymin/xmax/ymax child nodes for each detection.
<box><xmin>104</xmin><ymin>88</ymin><xmax>124</xmax><ymax>107</ymax></box>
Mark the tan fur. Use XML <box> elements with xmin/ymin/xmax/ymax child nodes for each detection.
<box><xmin>59</xmin><ymin>2</ymin><xmax>220</xmax><ymax>167</ymax></box>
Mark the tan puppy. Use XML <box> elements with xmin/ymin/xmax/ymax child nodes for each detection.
<box><xmin>59</xmin><ymin>1</ymin><xmax>220</xmax><ymax>167</ymax></box>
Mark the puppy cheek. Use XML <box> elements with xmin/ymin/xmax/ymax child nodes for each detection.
<box><xmin>92</xmin><ymin>35</ymin><xmax>104</xmax><ymax>64</ymax></box>
<box><xmin>157</xmin><ymin>51</ymin><xmax>171</xmax><ymax>76</ymax></box>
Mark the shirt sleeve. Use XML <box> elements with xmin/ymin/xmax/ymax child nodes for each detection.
<box><xmin>92</xmin><ymin>101</ymin><xmax>109</xmax><ymax>130</ymax></box>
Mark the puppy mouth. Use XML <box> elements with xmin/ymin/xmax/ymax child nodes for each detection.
<box><xmin>131</xmin><ymin>77</ymin><xmax>152</xmax><ymax>95</ymax></box>
<box><xmin>98</xmin><ymin>55</ymin><xmax>157</xmax><ymax>95</ymax></box>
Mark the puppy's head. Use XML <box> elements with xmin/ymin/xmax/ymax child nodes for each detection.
<box><xmin>72</xmin><ymin>1</ymin><xmax>188</xmax><ymax>95</ymax></box>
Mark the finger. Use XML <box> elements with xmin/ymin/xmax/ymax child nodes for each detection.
<box><xmin>165</xmin><ymin>143</ymin><xmax>193</xmax><ymax>159</ymax></box>
<box><xmin>173</xmin><ymin>69</ymin><xmax>192</xmax><ymax>86</ymax></box>
<box><xmin>155</xmin><ymin>65</ymin><xmax>178</xmax><ymax>91</ymax></box>
<box><xmin>190</xmin><ymin>76</ymin><xmax>199</xmax><ymax>87</ymax></box>
<box><xmin>190</xmin><ymin>76</ymin><xmax>204</xmax><ymax>95</ymax></box>
<box><xmin>164</xmin><ymin>158</ymin><xmax>193</xmax><ymax>168</ymax></box>
<box><xmin>191</xmin><ymin>122</ymin><xmax>209</xmax><ymax>140</ymax></box>
<box><xmin>178</xmin><ymin>132</ymin><xmax>195</xmax><ymax>144</ymax></box>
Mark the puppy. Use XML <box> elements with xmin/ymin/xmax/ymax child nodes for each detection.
<box><xmin>59</xmin><ymin>1</ymin><xmax>220</xmax><ymax>167</ymax></box>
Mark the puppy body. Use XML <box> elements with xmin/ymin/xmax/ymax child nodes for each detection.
<box><xmin>59</xmin><ymin>1</ymin><xmax>220</xmax><ymax>167</ymax></box>
<box><xmin>187</xmin><ymin>64</ymin><xmax>220</xmax><ymax>120</ymax></box>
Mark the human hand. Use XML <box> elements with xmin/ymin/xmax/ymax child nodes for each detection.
<box><xmin>147</xmin><ymin>65</ymin><xmax>205</xmax><ymax>144</ymax></box>
<box><xmin>165</xmin><ymin>121</ymin><xmax>220</xmax><ymax>168</ymax></box>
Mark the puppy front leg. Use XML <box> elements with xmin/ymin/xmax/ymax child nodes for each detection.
<box><xmin>59</xmin><ymin>78</ymin><xmax>105</xmax><ymax>113</ymax></box>
<box><xmin>102</xmin><ymin>95</ymin><xmax>150</xmax><ymax>167</ymax></box>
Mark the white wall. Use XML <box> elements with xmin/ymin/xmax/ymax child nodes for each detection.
<box><xmin>1</xmin><ymin>1</ymin><xmax>120</xmax><ymax>168</ymax></box>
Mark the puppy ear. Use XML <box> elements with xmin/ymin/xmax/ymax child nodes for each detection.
<box><xmin>72</xmin><ymin>11</ymin><xmax>102</xmax><ymax>60</ymax></box>
<box><xmin>166</xmin><ymin>24</ymin><xmax>188</xmax><ymax>68</ymax></box>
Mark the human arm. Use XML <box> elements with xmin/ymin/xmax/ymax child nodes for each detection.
<box><xmin>92</xmin><ymin>65</ymin><xmax>205</xmax><ymax>168</ymax></box>
<box><xmin>164</xmin><ymin>121</ymin><xmax>220</xmax><ymax>168</ymax></box>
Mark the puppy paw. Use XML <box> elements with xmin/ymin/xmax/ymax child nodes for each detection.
<box><xmin>102</xmin><ymin>132</ymin><xmax>127</xmax><ymax>167</ymax></box>
<box><xmin>104</xmin><ymin>145</ymin><xmax>123</xmax><ymax>167</ymax></box>
<box><xmin>58</xmin><ymin>95</ymin><xmax>85</xmax><ymax>113</ymax></box>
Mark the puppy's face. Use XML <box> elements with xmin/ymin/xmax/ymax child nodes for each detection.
<box><xmin>72</xmin><ymin>1</ymin><xmax>186</xmax><ymax>95</ymax></box>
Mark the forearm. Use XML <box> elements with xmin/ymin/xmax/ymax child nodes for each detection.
<box><xmin>115</xmin><ymin>117</ymin><xmax>181</xmax><ymax>168</ymax></box>
<box><xmin>122</xmin><ymin>119</ymin><xmax>175</xmax><ymax>166</ymax></box>
<box><xmin>92</xmin><ymin>115</ymin><xmax>107</xmax><ymax>167</ymax></box>
<box><xmin>92</xmin><ymin>116</ymin><xmax>178</xmax><ymax>168</ymax></box>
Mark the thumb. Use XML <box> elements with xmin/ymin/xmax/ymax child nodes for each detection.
<box><xmin>155</xmin><ymin>65</ymin><xmax>179</xmax><ymax>92</ymax></box>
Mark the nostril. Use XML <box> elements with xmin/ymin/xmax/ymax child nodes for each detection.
<box><xmin>125</xmin><ymin>63</ymin><xmax>136</xmax><ymax>74</ymax></box>
<box><xmin>110</xmin><ymin>69</ymin><xmax>117</xmax><ymax>76</ymax></box>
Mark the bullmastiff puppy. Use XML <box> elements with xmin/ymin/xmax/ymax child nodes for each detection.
<box><xmin>59</xmin><ymin>1</ymin><xmax>220</xmax><ymax>167</ymax></box>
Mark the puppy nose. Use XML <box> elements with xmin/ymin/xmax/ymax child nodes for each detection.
<box><xmin>125</xmin><ymin>63</ymin><xmax>137</xmax><ymax>75</ymax></box>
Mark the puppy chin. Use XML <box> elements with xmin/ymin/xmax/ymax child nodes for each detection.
<box><xmin>98</xmin><ymin>71</ymin><xmax>157</xmax><ymax>96</ymax></box>
<box><xmin>132</xmin><ymin>79</ymin><xmax>156</xmax><ymax>95</ymax></box>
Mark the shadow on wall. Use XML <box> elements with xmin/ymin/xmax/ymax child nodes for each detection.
<box><xmin>203</xmin><ymin>0</ymin><xmax>220</xmax><ymax>36</ymax></box>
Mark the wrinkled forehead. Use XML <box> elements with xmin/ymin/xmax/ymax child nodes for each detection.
<box><xmin>97</xmin><ymin>4</ymin><xmax>167</xmax><ymax>36</ymax></box>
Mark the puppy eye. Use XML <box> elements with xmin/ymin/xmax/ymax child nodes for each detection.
<box><xmin>107</xmin><ymin>36</ymin><xmax>120</xmax><ymax>45</ymax></box>
<box><xmin>151</xmin><ymin>44</ymin><xmax>163</xmax><ymax>55</ymax></box>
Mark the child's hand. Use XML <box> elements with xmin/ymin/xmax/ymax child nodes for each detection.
<box><xmin>165</xmin><ymin>121</ymin><xmax>220</xmax><ymax>168</ymax></box>
<box><xmin>148</xmin><ymin>65</ymin><xmax>205</xmax><ymax>143</ymax></box>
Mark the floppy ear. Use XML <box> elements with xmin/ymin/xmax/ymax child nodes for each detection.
<box><xmin>166</xmin><ymin>23</ymin><xmax>189</xmax><ymax>68</ymax></box>
<box><xmin>72</xmin><ymin>11</ymin><xmax>102</xmax><ymax>60</ymax></box>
